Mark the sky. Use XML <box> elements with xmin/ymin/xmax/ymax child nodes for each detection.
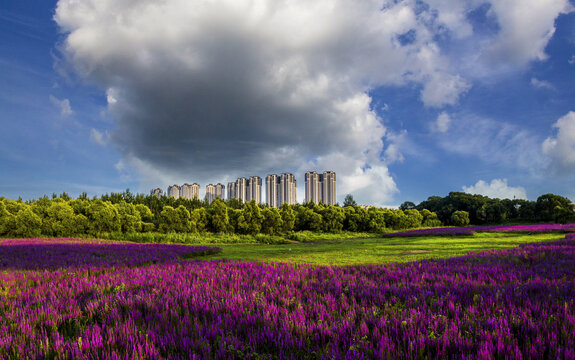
<box><xmin>1</xmin><ymin>0</ymin><xmax>575</xmax><ymax>206</ymax></box>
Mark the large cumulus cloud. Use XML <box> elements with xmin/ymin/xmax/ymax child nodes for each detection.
<box><xmin>54</xmin><ymin>0</ymin><xmax>571</xmax><ymax>204</ymax></box>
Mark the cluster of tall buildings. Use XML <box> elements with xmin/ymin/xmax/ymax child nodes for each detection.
<box><xmin>153</xmin><ymin>171</ymin><xmax>336</xmax><ymax>207</ymax></box>
<box><xmin>304</xmin><ymin>171</ymin><xmax>336</xmax><ymax>206</ymax></box>
<box><xmin>227</xmin><ymin>176</ymin><xmax>263</xmax><ymax>204</ymax></box>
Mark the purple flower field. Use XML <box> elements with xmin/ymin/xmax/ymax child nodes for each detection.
<box><xmin>0</xmin><ymin>238</ymin><xmax>220</xmax><ymax>270</ymax></box>
<box><xmin>383</xmin><ymin>223</ymin><xmax>575</xmax><ymax>237</ymax></box>
<box><xmin>1</xmin><ymin>237</ymin><xmax>575</xmax><ymax>359</ymax></box>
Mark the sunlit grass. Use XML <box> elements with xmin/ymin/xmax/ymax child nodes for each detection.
<box><xmin>202</xmin><ymin>231</ymin><xmax>566</xmax><ymax>265</ymax></box>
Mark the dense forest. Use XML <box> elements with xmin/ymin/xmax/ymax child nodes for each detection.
<box><xmin>0</xmin><ymin>190</ymin><xmax>573</xmax><ymax>238</ymax></box>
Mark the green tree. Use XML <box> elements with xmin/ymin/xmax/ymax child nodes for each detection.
<box><xmin>367</xmin><ymin>208</ymin><xmax>386</xmax><ymax>232</ymax></box>
<box><xmin>261</xmin><ymin>207</ymin><xmax>283</xmax><ymax>235</ymax></box>
<box><xmin>159</xmin><ymin>206</ymin><xmax>178</xmax><ymax>233</ymax></box>
<box><xmin>14</xmin><ymin>206</ymin><xmax>42</xmax><ymax>237</ymax></box>
<box><xmin>135</xmin><ymin>204</ymin><xmax>154</xmax><ymax>222</ymax></box>
<box><xmin>343</xmin><ymin>194</ymin><xmax>357</xmax><ymax>207</ymax></box>
<box><xmin>191</xmin><ymin>208</ymin><xmax>208</xmax><ymax>232</ymax></box>
<box><xmin>403</xmin><ymin>209</ymin><xmax>423</xmax><ymax>228</ymax></box>
<box><xmin>208</xmin><ymin>198</ymin><xmax>229</xmax><ymax>233</ymax></box>
<box><xmin>239</xmin><ymin>200</ymin><xmax>263</xmax><ymax>235</ymax></box>
<box><xmin>87</xmin><ymin>200</ymin><xmax>121</xmax><ymax>235</ymax></box>
<box><xmin>535</xmin><ymin>194</ymin><xmax>575</xmax><ymax>223</ymax></box>
<box><xmin>44</xmin><ymin>201</ymin><xmax>84</xmax><ymax>236</ymax></box>
<box><xmin>0</xmin><ymin>200</ymin><xmax>17</xmax><ymax>236</ymax></box>
<box><xmin>399</xmin><ymin>201</ymin><xmax>416</xmax><ymax>211</ymax></box>
<box><xmin>115</xmin><ymin>201</ymin><xmax>142</xmax><ymax>233</ymax></box>
<box><xmin>383</xmin><ymin>209</ymin><xmax>408</xmax><ymax>230</ymax></box>
<box><xmin>175</xmin><ymin>205</ymin><xmax>192</xmax><ymax>232</ymax></box>
<box><xmin>279</xmin><ymin>203</ymin><xmax>295</xmax><ymax>233</ymax></box>
<box><xmin>321</xmin><ymin>206</ymin><xmax>345</xmax><ymax>232</ymax></box>
<box><xmin>420</xmin><ymin>209</ymin><xmax>441</xmax><ymax>227</ymax></box>
<box><xmin>451</xmin><ymin>210</ymin><xmax>470</xmax><ymax>226</ymax></box>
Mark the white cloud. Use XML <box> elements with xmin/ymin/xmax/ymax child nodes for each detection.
<box><xmin>89</xmin><ymin>128</ymin><xmax>107</xmax><ymax>146</ymax></box>
<box><xmin>482</xmin><ymin>0</ymin><xmax>573</xmax><ymax>67</ymax></box>
<box><xmin>530</xmin><ymin>77</ymin><xmax>555</xmax><ymax>90</ymax></box>
<box><xmin>54</xmin><ymin>0</ymin><xmax>481</xmax><ymax>204</ymax></box>
<box><xmin>52</xmin><ymin>0</ymin><xmax>572</xmax><ymax>203</ymax></box>
<box><xmin>49</xmin><ymin>95</ymin><xmax>73</xmax><ymax>117</ymax></box>
<box><xmin>419</xmin><ymin>71</ymin><xmax>471</xmax><ymax>107</ymax></box>
<box><xmin>463</xmin><ymin>179</ymin><xmax>527</xmax><ymax>200</ymax></box>
<box><xmin>569</xmin><ymin>55</ymin><xmax>575</xmax><ymax>65</ymax></box>
<box><xmin>437</xmin><ymin>114</ymin><xmax>546</xmax><ymax>175</ymax></box>
<box><xmin>433</xmin><ymin>112</ymin><xmax>451</xmax><ymax>133</ymax></box>
<box><xmin>542</xmin><ymin>111</ymin><xmax>575</xmax><ymax>173</ymax></box>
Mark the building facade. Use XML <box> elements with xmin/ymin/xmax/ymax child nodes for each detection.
<box><xmin>235</xmin><ymin>177</ymin><xmax>248</xmax><ymax>203</ymax></box>
<box><xmin>215</xmin><ymin>183</ymin><xmax>225</xmax><ymax>200</ymax></box>
<box><xmin>167</xmin><ymin>184</ymin><xmax>181</xmax><ymax>199</ymax></box>
<box><xmin>304</xmin><ymin>172</ymin><xmax>320</xmax><ymax>204</ymax></box>
<box><xmin>321</xmin><ymin>171</ymin><xmax>336</xmax><ymax>206</ymax></box>
<box><xmin>304</xmin><ymin>171</ymin><xmax>336</xmax><ymax>205</ymax></box>
<box><xmin>248</xmin><ymin>176</ymin><xmax>262</xmax><ymax>204</ymax></box>
<box><xmin>265</xmin><ymin>174</ymin><xmax>280</xmax><ymax>208</ymax></box>
<box><xmin>205</xmin><ymin>183</ymin><xmax>225</xmax><ymax>204</ymax></box>
<box><xmin>152</xmin><ymin>188</ymin><xmax>164</xmax><ymax>197</ymax></box>
<box><xmin>266</xmin><ymin>173</ymin><xmax>297</xmax><ymax>207</ymax></box>
<box><xmin>280</xmin><ymin>173</ymin><xmax>297</xmax><ymax>206</ymax></box>
<box><xmin>227</xmin><ymin>182</ymin><xmax>236</xmax><ymax>201</ymax></box>
<box><xmin>181</xmin><ymin>183</ymin><xmax>201</xmax><ymax>200</ymax></box>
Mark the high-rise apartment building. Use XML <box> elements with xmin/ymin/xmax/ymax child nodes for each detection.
<box><xmin>266</xmin><ymin>173</ymin><xmax>297</xmax><ymax>207</ymax></box>
<box><xmin>181</xmin><ymin>183</ymin><xmax>201</xmax><ymax>200</ymax></box>
<box><xmin>228</xmin><ymin>176</ymin><xmax>262</xmax><ymax>204</ymax></box>
<box><xmin>152</xmin><ymin>188</ymin><xmax>163</xmax><ymax>197</ymax></box>
<box><xmin>280</xmin><ymin>173</ymin><xmax>297</xmax><ymax>206</ymax></box>
<box><xmin>227</xmin><ymin>182</ymin><xmax>236</xmax><ymax>201</ymax></box>
<box><xmin>266</xmin><ymin>174</ymin><xmax>279</xmax><ymax>208</ymax></box>
<box><xmin>248</xmin><ymin>176</ymin><xmax>262</xmax><ymax>204</ymax></box>
<box><xmin>205</xmin><ymin>184</ymin><xmax>216</xmax><ymax>204</ymax></box>
<box><xmin>321</xmin><ymin>171</ymin><xmax>336</xmax><ymax>206</ymax></box>
<box><xmin>167</xmin><ymin>184</ymin><xmax>181</xmax><ymax>199</ymax></box>
<box><xmin>235</xmin><ymin>177</ymin><xmax>248</xmax><ymax>203</ymax></box>
<box><xmin>304</xmin><ymin>171</ymin><xmax>336</xmax><ymax>205</ymax></box>
<box><xmin>304</xmin><ymin>172</ymin><xmax>321</xmax><ymax>204</ymax></box>
<box><xmin>215</xmin><ymin>183</ymin><xmax>225</xmax><ymax>200</ymax></box>
<box><xmin>205</xmin><ymin>183</ymin><xmax>225</xmax><ymax>204</ymax></box>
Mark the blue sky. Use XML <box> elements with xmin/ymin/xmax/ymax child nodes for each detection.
<box><xmin>1</xmin><ymin>0</ymin><xmax>575</xmax><ymax>206</ymax></box>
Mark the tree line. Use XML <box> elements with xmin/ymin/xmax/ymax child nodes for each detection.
<box><xmin>402</xmin><ymin>192</ymin><xmax>575</xmax><ymax>225</ymax></box>
<box><xmin>0</xmin><ymin>191</ymin><xmax>441</xmax><ymax>238</ymax></box>
<box><xmin>1</xmin><ymin>190</ymin><xmax>572</xmax><ymax>238</ymax></box>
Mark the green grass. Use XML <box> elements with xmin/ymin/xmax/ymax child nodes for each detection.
<box><xmin>201</xmin><ymin>232</ymin><xmax>567</xmax><ymax>266</ymax></box>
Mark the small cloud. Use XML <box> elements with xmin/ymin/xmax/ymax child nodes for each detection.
<box><xmin>383</xmin><ymin>130</ymin><xmax>407</xmax><ymax>164</ymax></box>
<box><xmin>114</xmin><ymin>160</ymin><xmax>125</xmax><ymax>172</ymax></box>
<box><xmin>89</xmin><ymin>128</ymin><xmax>108</xmax><ymax>146</ymax></box>
<box><xmin>433</xmin><ymin>112</ymin><xmax>451</xmax><ymax>133</ymax></box>
<box><xmin>542</xmin><ymin>111</ymin><xmax>575</xmax><ymax>173</ymax></box>
<box><xmin>463</xmin><ymin>179</ymin><xmax>527</xmax><ymax>200</ymax></box>
<box><xmin>569</xmin><ymin>55</ymin><xmax>575</xmax><ymax>65</ymax></box>
<box><xmin>530</xmin><ymin>77</ymin><xmax>555</xmax><ymax>91</ymax></box>
<box><xmin>49</xmin><ymin>95</ymin><xmax>73</xmax><ymax>117</ymax></box>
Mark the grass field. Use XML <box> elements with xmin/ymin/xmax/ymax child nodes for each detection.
<box><xmin>201</xmin><ymin>231</ymin><xmax>567</xmax><ymax>265</ymax></box>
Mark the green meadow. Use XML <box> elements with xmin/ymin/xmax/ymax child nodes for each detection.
<box><xmin>201</xmin><ymin>231</ymin><xmax>566</xmax><ymax>265</ymax></box>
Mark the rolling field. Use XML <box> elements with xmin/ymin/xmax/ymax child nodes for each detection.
<box><xmin>203</xmin><ymin>231</ymin><xmax>566</xmax><ymax>265</ymax></box>
<box><xmin>0</xmin><ymin>232</ymin><xmax>574</xmax><ymax>359</ymax></box>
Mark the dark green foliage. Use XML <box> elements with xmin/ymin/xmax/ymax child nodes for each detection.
<box><xmin>208</xmin><ymin>198</ymin><xmax>229</xmax><ymax>233</ymax></box>
<box><xmin>343</xmin><ymin>194</ymin><xmax>357</xmax><ymax>207</ymax></box>
<box><xmin>1</xmin><ymin>190</ymin><xmax>572</xmax><ymax>238</ymax></box>
<box><xmin>451</xmin><ymin>210</ymin><xmax>470</xmax><ymax>226</ymax></box>
<box><xmin>417</xmin><ymin>192</ymin><xmax>574</xmax><ymax>225</ymax></box>
<box><xmin>261</xmin><ymin>207</ymin><xmax>283</xmax><ymax>235</ymax></box>
<box><xmin>279</xmin><ymin>203</ymin><xmax>295</xmax><ymax>232</ymax></box>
